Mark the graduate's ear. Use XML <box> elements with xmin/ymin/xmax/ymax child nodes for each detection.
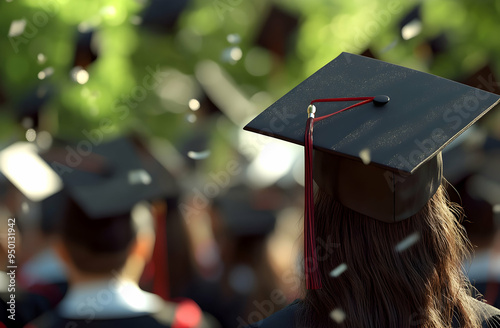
<box><xmin>131</xmin><ymin>230</ymin><xmax>155</xmax><ymax>262</ymax></box>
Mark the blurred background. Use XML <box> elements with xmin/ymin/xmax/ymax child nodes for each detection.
<box><xmin>1</xmin><ymin>0</ymin><xmax>500</xmax><ymax>327</ymax></box>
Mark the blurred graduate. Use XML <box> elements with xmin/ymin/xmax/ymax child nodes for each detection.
<box><xmin>15</xmin><ymin>137</ymin><xmax>218</xmax><ymax>328</ymax></box>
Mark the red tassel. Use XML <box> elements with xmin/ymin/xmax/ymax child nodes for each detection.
<box><xmin>303</xmin><ymin>97</ymin><xmax>375</xmax><ymax>290</ymax></box>
<box><xmin>152</xmin><ymin>201</ymin><xmax>170</xmax><ymax>300</ymax></box>
<box><xmin>304</xmin><ymin>115</ymin><xmax>321</xmax><ymax>289</ymax></box>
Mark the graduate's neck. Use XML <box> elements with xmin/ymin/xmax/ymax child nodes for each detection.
<box><xmin>68</xmin><ymin>268</ymin><xmax>121</xmax><ymax>286</ymax></box>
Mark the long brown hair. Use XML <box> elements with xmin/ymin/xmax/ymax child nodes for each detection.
<box><xmin>300</xmin><ymin>185</ymin><xmax>482</xmax><ymax>328</ymax></box>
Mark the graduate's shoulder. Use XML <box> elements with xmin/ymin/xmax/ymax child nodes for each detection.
<box><xmin>246</xmin><ymin>299</ymin><xmax>301</xmax><ymax>328</ymax></box>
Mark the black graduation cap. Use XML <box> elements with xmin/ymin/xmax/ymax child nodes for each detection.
<box><xmin>360</xmin><ymin>48</ymin><xmax>377</xmax><ymax>59</ymax></box>
<box><xmin>139</xmin><ymin>0</ymin><xmax>190</xmax><ymax>33</ymax></box>
<box><xmin>244</xmin><ymin>52</ymin><xmax>500</xmax><ymax>289</ymax></box>
<box><xmin>255</xmin><ymin>5</ymin><xmax>299</xmax><ymax>59</ymax></box>
<box><xmin>427</xmin><ymin>33</ymin><xmax>449</xmax><ymax>56</ymax></box>
<box><xmin>213</xmin><ymin>185</ymin><xmax>276</xmax><ymax>238</ymax></box>
<box><xmin>16</xmin><ymin>84</ymin><xmax>54</xmax><ymax>129</ymax></box>
<box><xmin>73</xmin><ymin>30</ymin><xmax>98</xmax><ymax>69</ymax></box>
<box><xmin>462</xmin><ymin>64</ymin><xmax>500</xmax><ymax>96</ymax></box>
<box><xmin>44</xmin><ymin>137</ymin><xmax>172</xmax><ymax>219</ymax></box>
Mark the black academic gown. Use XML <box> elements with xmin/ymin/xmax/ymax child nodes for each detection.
<box><xmin>247</xmin><ymin>298</ymin><xmax>500</xmax><ymax>328</ymax></box>
<box><xmin>26</xmin><ymin>309</ymin><xmax>176</xmax><ymax>328</ymax></box>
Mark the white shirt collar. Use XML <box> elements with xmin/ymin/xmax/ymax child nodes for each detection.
<box><xmin>57</xmin><ymin>278</ymin><xmax>164</xmax><ymax>319</ymax></box>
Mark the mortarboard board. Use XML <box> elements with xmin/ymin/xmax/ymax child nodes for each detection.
<box><xmin>244</xmin><ymin>52</ymin><xmax>500</xmax><ymax>289</ymax></box>
<box><xmin>42</xmin><ymin>137</ymin><xmax>173</xmax><ymax>219</ymax></box>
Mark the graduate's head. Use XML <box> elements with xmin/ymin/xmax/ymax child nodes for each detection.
<box><xmin>58</xmin><ymin>198</ymin><xmax>136</xmax><ymax>274</ymax></box>
<box><xmin>244</xmin><ymin>53</ymin><xmax>500</xmax><ymax>328</ymax></box>
<box><xmin>57</xmin><ymin>199</ymin><xmax>156</xmax><ymax>277</ymax></box>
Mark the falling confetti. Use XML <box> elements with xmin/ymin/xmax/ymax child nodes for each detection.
<box><xmin>187</xmin><ymin>150</ymin><xmax>211</xmax><ymax>160</ymax></box>
<box><xmin>188</xmin><ymin>99</ymin><xmax>200</xmax><ymax>111</ymax></box>
<box><xmin>330</xmin><ymin>308</ymin><xmax>346</xmax><ymax>324</ymax></box>
<box><xmin>128</xmin><ymin>169</ymin><xmax>152</xmax><ymax>185</ymax></box>
<box><xmin>8</xmin><ymin>19</ymin><xmax>26</xmax><ymax>37</ymax></box>
<box><xmin>330</xmin><ymin>263</ymin><xmax>348</xmax><ymax>278</ymax></box>
<box><xmin>381</xmin><ymin>38</ymin><xmax>399</xmax><ymax>54</ymax></box>
<box><xmin>395</xmin><ymin>231</ymin><xmax>420</xmax><ymax>252</ymax></box>
<box><xmin>38</xmin><ymin>67</ymin><xmax>54</xmax><ymax>80</ymax></box>
<box><xmin>401</xmin><ymin>19</ymin><xmax>422</xmax><ymax>40</ymax></box>
<box><xmin>359</xmin><ymin>148</ymin><xmax>371</xmax><ymax>165</ymax></box>
<box><xmin>226</xmin><ymin>33</ymin><xmax>241</xmax><ymax>44</ymax></box>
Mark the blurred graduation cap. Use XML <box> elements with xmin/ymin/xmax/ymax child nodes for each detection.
<box><xmin>139</xmin><ymin>0</ymin><xmax>190</xmax><ymax>33</ymax></box>
<box><xmin>213</xmin><ymin>185</ymin><xmax>276</xmax><ymax>238</ymax></box>
<box><xmin>73</xmin><ymin>30</ymin><xmax>98</xmax><ymax>69</ymax></box>
<box><xmin>427</xmin><ymin>33</ymin><xmax>449</xmax><ymax>57</ymax></box>
<box><xmin>460</xmin><ymin>64</ymin><xmax>500</xmax><ymax>128</ymax></box>
<box><xmin>255</xmin><ymin>6</ymin><xmax>299</xmax><ymax>59</ymax></box>
<box><xmin>15</xmin><ymin>84</ymin><xmax>54</xmax><ymax>130</ymax></box>
<box><xmin>442</xmin><ymin>138</ymin><xmax>484</xmax><ymax>185</ymax></box>
<box><xmin>131</xmin><ymin>135</ymin><xmax>180</xmax><ymax>201</ymax></box>
<box><xmin>41</xmin><ymin>137</ymin><xmax>174</xmax><ymax>219</ymax></box>
<box><xmin>0</xmin><ymin>78</ymin><xmax>6</xmax><ymax>106</ymax></box>
<box><xmin>462</xmin><ymin>64</ymin><xmax>500</xmax><ymax>96</ymax></box>
<box><xmin>360</xmin><ymin>48</ymin><xmax>377</xmax><ymax>59</ymax></box>
<box><xmin>244</xmin><ymin>52</ymin><xmax>500</xmax><ymax>288</ymax></box>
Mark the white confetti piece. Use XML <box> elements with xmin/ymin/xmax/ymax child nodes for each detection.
<box><xmin>359</xmin><ymin>148</ymin><xmax>371</xmax><ymax>165</ymax></box>
<box><xmin>330</xmin><ymin>263</ymin><xmax>347</xmax><ymax>278</ymax></box>
<box><xmin>8</xmin><ymin>19</ymin><xmax>26</xmax><ymax>37</ymax></box>
<box><xmin>395</xmin><ymin>232</ymin><xmax>420</xmax><ymax>252</ymax></box>
<box><xmin>330</xmin><ymin>308</ymin><xmax>346</xmax><ymax>324</ymax></box>
<box><xmin>128</xmin><ymin>169</ymin><xmax>152</xmax><ymax>185</ymax></box>
<box><xmin>187</xmin><ymin>150</ymin><xmax>211</xmax><ymax>160</ymax></box>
